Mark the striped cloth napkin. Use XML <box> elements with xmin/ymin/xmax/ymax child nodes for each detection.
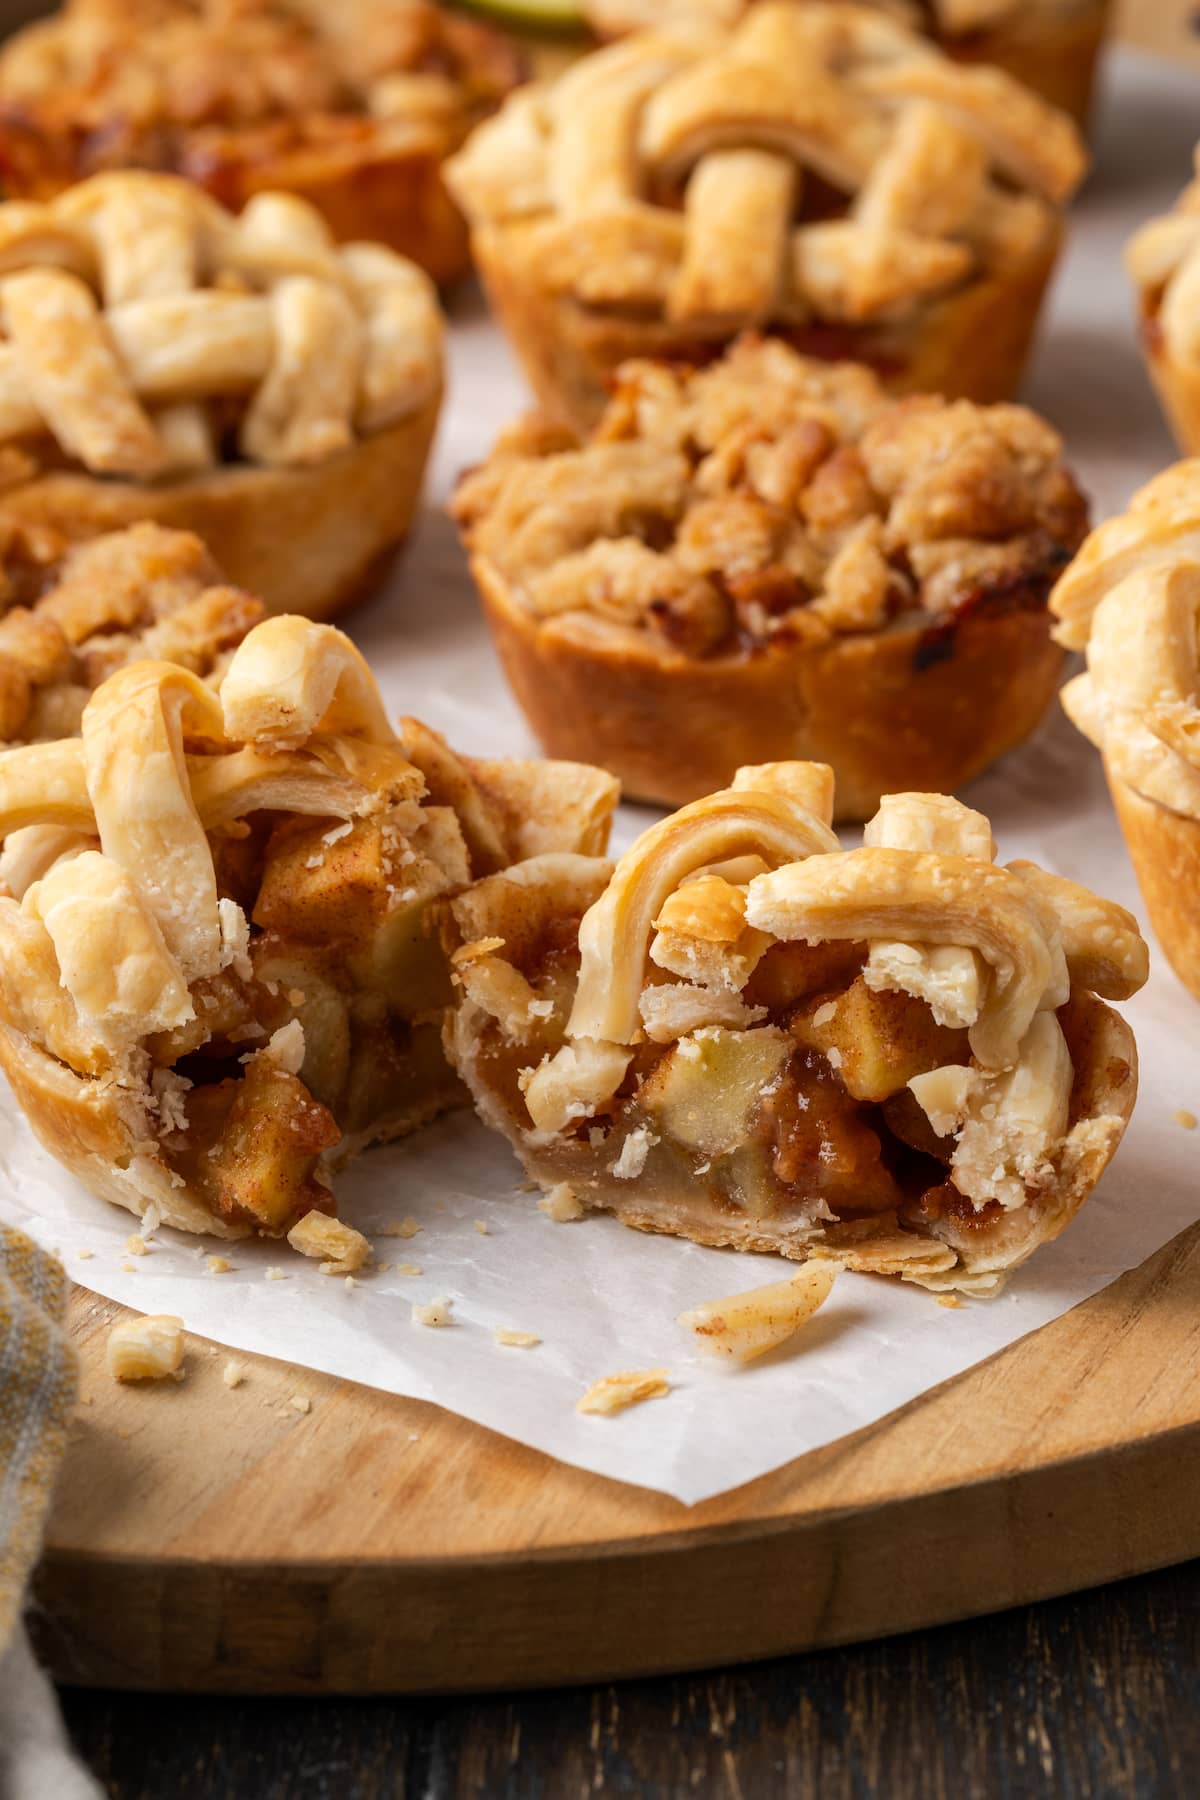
<box><xmin>0</xmin><ymin>1225</ymin><xmax>100</xmax><ymax>1798</ymax></box>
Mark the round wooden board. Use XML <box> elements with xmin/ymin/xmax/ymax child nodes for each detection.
<box><xmin>31</xmin><ymin>1217</ymin><xmax>1200</xmax><ymax>1696</ymax></box>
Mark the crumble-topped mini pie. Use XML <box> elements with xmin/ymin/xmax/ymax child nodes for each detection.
<box><xmin>0</xmin><ymin>0</ymin><xmax>524</xmax><ymax>285</ymax></box>
<box><xmin>1051</xmin><ymin>462</ymin><xmax>1200</xmax><ymax>999</ymax></box>
<box><xmin>445</xmin><ymin>2</ymin><xmax>1088</xmax><ymax>430</ymax></box>
<box><xmin>1127</xmin><ymin>150</ymin><xmax>1200</xmax><ymax>459</ymax></box>
<box><xmin>453</xmin><ymin>338</ymin><xmax>1090</xmax><ymax>819</ymax></box>
<box><xmin>0</xmin><ymin>172</ymin><xmax>443</xmax><ymax>620</ymax></box>
<box><xmin>584</xmin><ymin>3</ymin><xmax>1111</xmax><ymax>130</ymax></box>
<box><xmin>0</xmin><ymin>520</ymin><xmax>260</xmax><ymax>746</ymax></box>
<box><xmin>0</xmin><ymin>614</ymin><xmax>617</xmax><ymax>1243</ymax></box>
<box><xmin>445</xmin><ymin>766</ymin><xmax>1146</xmax><ymax>1293</ymax></box>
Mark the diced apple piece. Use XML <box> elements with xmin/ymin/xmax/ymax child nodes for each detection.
<box><xmin>791</xmin><ymin>976</ymin><xmax>968</xmax><ymax>1103</ymax></box>
<box><xmin>180</xmin><ymin>1059</ymin><xmax>340</xmax><ymax>1231</ymax></box>
<box><xmin>637</xmin><ymin>1026</ymin><xmax>790</xmax><ymax>1158</ymax></box>
<box><xmin>743</xmin><ymin>940</ymin><xmax>866</xmax><ymax>1012</ymax></box>
<box><xmin>254</xmin><ymin>816</ymin><xmax>397</xmax><ymax>942</ymax></box>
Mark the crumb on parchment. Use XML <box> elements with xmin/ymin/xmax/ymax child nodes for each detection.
<box><xmin>1175</xmin><ymin>1109</ymin><xmax>1197</xmax><ymax>1130</ymax></box>
<box><xmin>206</xmin><ymin>1255</ymin><xmax>232</xmax><ymax>1274</ymax></box>
<box><xmin>412</xmin><ymin>1297</ymin><xmax>453</xmax><ymax>1328</ymax></box>
<box><xmin>494</xmin><ymin>1329</ymin><xmax>540</xmax><ymax>1348</ymax></box>
<box><xmin>379</xmin><ymin>1217</ymin><xmax>423</xmax><ymax>1239</ymax></box>
<box><xmin>538</xmin><ymin>1183</ymin><xmax>583</xmax><ymax>1223</ymax></box>
<box><xmin>577</xmin><ymin>1369</ymin><xmax>669</xmax><ymax>1416</ymax></box>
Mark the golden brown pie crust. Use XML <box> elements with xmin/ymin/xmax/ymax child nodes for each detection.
<box><xmin>1108</xmin><ymin>765</ymin><xmax>1200</xmax><ymax>1002</ymax></box>
<box><xmin>0</xmin><ymin>0</ymin><xmax>525</xmax><ymax>285</ymax></box>
<box><xmin>0</xmin><ymin>393</ymin><xmax>441</xmax><ymax>624</ymax></box>
<box><xmin>469</xmin><ymin>220</ymin><xmax>1062</xmax><ymax>434</ymax></box>
<box><xmin>473</xmin><ymin>550</ymin><xmax>1064</xmax><ymax>819</ymax></box>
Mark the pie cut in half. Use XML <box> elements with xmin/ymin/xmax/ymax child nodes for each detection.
<box><xmin>444</xmin><ymin>765</ymin><xmax>1146</xmax><ymax>1293</ymax></box>
<box><xmin>445</xmin><ymin>1</ymin><xmax>1088</xmax><ymax>430</ymax></box>
<box><xmin>0</xmin><ymin>171</ymin><xmax>444</xmax><ymax>620</ymax></box>
<box><xmin>452</xmin><ymin>337</ymin><xmax>1090</xmax><ymax>819</ymax></box>
<box><xmin>0</xmin><ymin>520</ymin><xmax>260</xmax><ymax>747</ymax></box>
<box><xmin>583</xmin><ymin>2</ymin><xmax>1111</xmax><ymax>130</ymax></box>
<box><xmin>0</xmin><ymin>0</ymin><xmax>525</xmax><ymax>285</ymax></box>
<box><xmin>1051</xmin><ymin>461</ymin><xmax>1200</xmax><ymax>999</ymax></box>
<box><xmin>1127</xmin><ymin>148</ymin><xmax>1200</xmax><ymax>459</ymax></box>
<box><xmin>0</xmin><ymin>615</ymin><xmax>617</xmax><ymax>1245</ymax></box>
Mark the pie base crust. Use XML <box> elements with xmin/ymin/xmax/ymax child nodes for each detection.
<box><xmin>472</xmin><ymin>222</ymin><xmax>1061</xmax><ymax>433</ymax></box>
<box><xmin>1108</xmin><ymin>761</ymin><xmax>1200</xmax><ymax>1001</ymax></box>
<box><xmin>448</xmin><ymin>986</ymin><xmax>1136</xmax><ymax>1293</ymax></box>
<box><xmin>471</xmin><ymin>550</ymin><xmax>1064</xmax><ymax>821</ymax></box>
<box><xmin>0</xmin><ymin>388</ymin><xmax>440</xmax><ymax>623</ymax></box>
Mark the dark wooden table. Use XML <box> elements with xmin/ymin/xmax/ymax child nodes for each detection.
<box><xmin>58</xmin><ymin>1559</ymin><xmax>1200</xmax><ymax>1798</ymax></box>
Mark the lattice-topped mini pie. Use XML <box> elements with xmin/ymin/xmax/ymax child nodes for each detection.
<box><xmin>453</xmin><ymin>338</ymin><xmax>1089</xmax><ymax>819</ymax></box>
<box><xmin>584</xmin><ymin>2</ymin><xmax>1110</xmax><ymax>130</ymax></box>
<box><xmin>0</xmin><ymin>0</ymin><xmax>524</xmax><ymax>285</ymax></box>
<box><xmin>446</xmin><ymin>1</ymin><xmax>1087</xmax><ymax>430</ymax></box>
<box><xmin>446</xmin><ymin>766</ymin><xmax>1145</xmax><ymax>1293</ymax></box>
<box><xmin>1127</xmin><ymin>151</ymin><xmax>1200</xmax><ymax>459</ymax></box>
<box><xmin>0</xmin><ymin>172</ymin><xmax>443</xmax><ymax>620</ymax></box>
<box><xmin>0</xmin><ymin>615</ymin><xmax>617</xmax><ymax>1244</ymax></box>
<box><xmin>1052</xmin><ymin>462</ymin><xmax>1200</xmax><ymax>999</ymax></box>
<box><xmin>0</xmin><ymin>521</ymin><xmax>260</xmax><ymax>747</ymax></box>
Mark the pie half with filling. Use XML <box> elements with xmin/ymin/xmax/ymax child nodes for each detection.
<box><xmin>0</xmin><ymin>171</ymin><xmax>444</xmax><ymax>619</ymax></box>
<box><xmin>445</xmin><ymin>763</ymin><xmax>1145</xmax><ymax>1293</ymax></box>
<box><xmin>1052</xmin><ymin>461</ymin><xmax>1200</xmax><ymax>999</ymax></box>
<box><xmin>0</xmin><ymin>0</ymin><xmax>524</xmax><ymax>285</ymax></box>
<box><xmin>0</xmin><ymin>614</ymin><xmax>617</xmax><ymax>1246</ymax></box>
<box><xmin>446</xmin><ymin>1</ymin><xmax>1087</xmax><ymax>430</ymax></box>
<box><xmin>453</xmin><ymin>337</ymin><xmax>1090</xmax><ymax>819</ymax></box>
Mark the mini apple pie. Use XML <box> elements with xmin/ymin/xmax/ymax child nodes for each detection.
<box><xmin>0</xmin><ymin>613</ymin><xmax>617</xmax><ymax>1243</ymax></box>
<box><xmin>0</xmin><ymin>520</ymin><xmax>260</xmax><ymax>746</ymax></box>
<box><xmin>453</xmin><ymin>337</ymin><xmax>1089</xmax><ymax>818</ymax></box>
<box><xmin>1051</xmin><ymin>461</ymin><xmax>1200</xmax><ymax>999</ymax></box>
<box><xmin>445</xmin><ymin>2</ymin><xmax>1087</xmax><ymax>430</ymax></box>
<box><xmin>445</xmin><ymin>766</ymin><xmax>1146</xmax><ymax>1293</ymax></box>
<box><xmin>1127</xmin><ymin>150</ymin><xmax>1200</xmax><ymax>458</ymax></box>
<box><xmin>0</xmin><ymin>0</ymin><xmax>524</xmax><ymax>285</ymax></box>
<box><xmin>584</xmin><ymin>3</ymin><xmax>1110</xmax><ymax>130</ymax></box>
<box><xmin>0</xmin><ymin>171</ymin><xmax>444</xmax><ymax>621</ymax></box>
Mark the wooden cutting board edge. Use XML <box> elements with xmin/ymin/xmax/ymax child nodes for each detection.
<box><xmin>30</xmin><ymin>1218</ymin><xmax>1200</xmax><ymax>1695</ymax></box>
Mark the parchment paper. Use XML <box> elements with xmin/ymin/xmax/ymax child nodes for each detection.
<box><xmin>0</xmin><ymin>50</ymin><xmax>1196</xmax><ymax>1506</ymax></box>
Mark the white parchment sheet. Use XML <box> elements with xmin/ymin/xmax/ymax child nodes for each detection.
<box><xmin>1</xmin><ymin>51</ymin><xmax>1197</xmax><ymax>1506</ymax></box>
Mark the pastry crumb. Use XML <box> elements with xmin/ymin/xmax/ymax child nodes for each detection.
<box><xmin>289</xmin><ymin>1394</ymin><xmax>312</xmax><ymax>1415</ymax></box>
<box><xmin>205</xmin><ymin>1255</ymin><xmax>232</xmax><ymax>1274</ymax></box>
<box><xmin>287</xmin><ymin>1210</ymin><xmax>371</xmax><ymax>1273</ymax></box>
<box><xmin>473</xmin><ymin>1219</ymin><xmax>489</xmax><ymax>1235</ymax></box>
<box><xmin>379</xmin><ymin>1216</ymin><xmax>422</xmax><ymax>1239</ymax></box>
<box><xmin>120</xmin><ymin>1261</ymin><xmax>136</xmax><ymax>1273</ymax></box>
<box><xmin>494</xmin><ymin>1328</ymin><xmax>540</xmax><ymax>1348</ymax></box>
<box><xmin>76</xmin><ymin>1248</ymin><xmax>94</xmax><ymax>1261</ymax></box>
<box><xmin>1175</xmin><ymin>1109</ymin><xmax>1198</xmax><ymax>1130</ymax></box>
<box><xmin>126</xmin><ymin>1235</ymin><xmax>148</xmax><ymax>1256</ymax></box>
<box><xmin>223</xmin><ymin>1360</ymin><xmax>246</xmax><ymax>1389</ymax></box>
<box><xmin>107</xmin><ymin>1315</ymin><xmax>185</xmax><ymax>1383</ymax></box>
<box><xmin>412</xmin><ymin>1296</ymin><xmax>453</xmax><ymax>1327</ymax></box>
<box><xmin>396</xmin><ymin>1263</ymin><xmax>422</xmax><ymax>1276</ymax></box>
<box><xmin>538</xmin><ymin>1183</ymin><xmax>583</xmax><ymax>1222</ymax></box>
<box><xmin>937</xmin><ymin>1294</ymin><xmax>963</xmax><ymax>1309</ymax></box>
<box><xmin>344</xmin><ymin>1276</ymin><xmax>357</xmax><ymax>1292</ymax></box>
<box><xmin>678</xmin><ymin>1266</ymin><xmax>837</xmax><ymax>1363</ymax></box>
<box><xmin>264</xmin><ymin>1266</ymin><xmax>288</xmax><ymax>1281</ymax></box>
<box><xmin>577</xmin><ymin>1368</ymin><xmax>669</xmax><ymax>1416</ymax></box>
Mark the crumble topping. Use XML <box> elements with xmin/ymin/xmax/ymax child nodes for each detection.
<box><xmin>454</xmin><ymin>339</ymin><xmax>1088</xmax><ymax>658</ymax></box>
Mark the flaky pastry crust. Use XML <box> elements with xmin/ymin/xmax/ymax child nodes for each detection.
<box><xmin>0</xmin><ymin>520</ymin><xmax>261</xmax><ymax>747</ymax></box>
<box><xmin>0</xmin><ymin>614</ymin><xmax>618</xmax><ymax>1244</ymax></box>
<box><xmin>0</xmin><ymin>0</ymin><xmax>524</xmax><ymax>285</ymax></box>
<box><xmin>0</xmin><ymin>172</ymin><xmax>444</xmax><ymax>618</ymax></box>
<box><xmin>1051</xmin><ymin>477</ymin><xmax>1200</xmax><ymax>997</ymax></box>
<box><xmin>454</xmin><ymin>339</ymin><xmax>1088</xmax><ymax>819</ymax></box>
<box><xmin>1127</xmin><ymin>149</ymin><xmax>1200</xmax><ymax>459</ymax></box>
<box><xmin>584</xmin><ymin>2</ymin><xmax>1110</xmax><ymax>128</ymax></box>
<box><xmin>446</xmin><ymin>2</ymin><xmax>1086</xmax><ymax>430</ymax></box>
<box><xmin>445</xmin><ymin>768</ymin><xmax>1144</xmax><ymax>1293</ymax></box>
